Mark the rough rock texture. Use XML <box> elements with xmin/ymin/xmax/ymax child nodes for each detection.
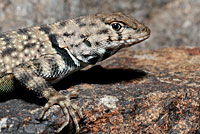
<box><xmin>144</xmin><ymin>0</ymin><xmax>200</xmax><ymax>49</ymax></box>
<box><xmin>0</xmin><ymin>0</ymin><xmax>173</xmax><ymax>32</ymax></box>
<box><xmin>0</xmin><ymin>0</ymin><xmax>199</xmax><ymax>49</ymax></box>
<box><xmin>0</xmin><ymin>0</ymin><xmax>65</xmax><ymax>32</ymax></box>
<box><xmin>0</xmin><ymin>47</ymin><xmax>200</xmax><ymax>133</ymax></box>
<box><xmin>0</xmin><ymin>0</ymin><xmax>200</xmax><ymax>133</ymax></box>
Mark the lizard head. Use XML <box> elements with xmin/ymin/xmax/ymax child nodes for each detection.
<box><xmin>62</xmin><ymin>12</ymin><xmax>150</xmax><ymax>65</ymax></box>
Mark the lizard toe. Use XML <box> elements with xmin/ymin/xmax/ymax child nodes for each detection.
<box><xmin>40</xmin><ymin>93</ymin><xmax>82</xmax><ymax>133</ymax></box>
<box><xmin>55</xmin><ymin>100</ymin><xmax>70</xmax><ymax>133</ymax></box>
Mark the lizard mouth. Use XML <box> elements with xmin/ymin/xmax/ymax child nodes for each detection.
<box><xmin>113</xmin><ymin>34</ymin><xmax>150</xmax><ymax>48</ymax></box>
<box><xmin>120</xmin><ymin>26</ymin><xmax>151</xmax><ymax>47</ymax></box>
<box><xmin>111</xmin><ymin>25</ymin><xmax>151</xmax><ymax>47</ymax></box>
<box><xmin>127</xmin><ymin>35</ymin><xmax>149</xmax><ymax>43</ymax></box>
<box><xmin>100</xmin><ymin>34</ymin><xmax>150</xmax><ymax>61</ymax></box>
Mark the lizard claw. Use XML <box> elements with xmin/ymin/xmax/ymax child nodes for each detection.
<box><xmin>40</xmin><ymin>92</ymin><xmax>83</xmax><ymax>133</ymax></box>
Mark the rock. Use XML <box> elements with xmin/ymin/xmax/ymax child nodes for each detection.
<box><xmin>0</xmin><ymin>47</ymin><xmax>199</xmax><ymax>133</ymax></box>
<box><xmin>142</xmin><ymin>0</ymin><xmax>200</xmax><ymax>49</ymax></box>
<box><xmin>0</xmin><ymin>0</ymin><xmax>65</xmax><ymax>32</ymax></box>
<box><xmin>0</xmin><ymin>0</ymin><xmax>199</xmax><ymax>49</ymax></box>
<box><xmin>0</xmin><ymin>0</ymin><xmax>199</xmax><ymax>133</ymax></box>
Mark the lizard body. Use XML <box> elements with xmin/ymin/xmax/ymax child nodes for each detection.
<box><xmin>0</xmin><ymin>12</ymin><xmax>150</xmax><ymax>133</ymax></box>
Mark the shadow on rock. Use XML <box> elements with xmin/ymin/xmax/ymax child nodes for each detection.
<box><xmin>0</xmin><ymin>79</ymin><xmax>46</xmax><ymax>104</ymax></box>
<box><xmin>55</xmin><ymin>65</ymin><xmax>147</xmax><ymax>90</ymax></box>
<box><xmin>0</xmin><ymin>65</ymin><xmax>147</xmax><ymax>104</ymax></box>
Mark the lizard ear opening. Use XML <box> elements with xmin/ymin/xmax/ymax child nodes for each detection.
<box><xmin>83</xmin><ymin>39</ymin><xmax>92</xmax><ymax>47</ymax></box>
<box><xmin>83</xmin><ymin>53</ymin><xmax>100</xmax><ymax>65</ymax></box>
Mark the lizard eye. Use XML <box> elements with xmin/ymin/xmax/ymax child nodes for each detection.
<box><xmin>111</xmin><ymin>22</ymin><xmax>123</xmax><ymax>31</ymax></box>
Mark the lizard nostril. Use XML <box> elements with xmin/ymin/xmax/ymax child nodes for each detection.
<box><xmin>145</xmin><ymin>26</ymin><xmax>151</xmax><ymax>34</ymax></box>
<box><xmin>141</xmin><ymin>27</ymin><xmax>146</xmax><ymax>32</ymax></box>
<box><xmin>140</xmin><ymin>26</ymin><xmax>150</xmax><ymax>35</ymax></box>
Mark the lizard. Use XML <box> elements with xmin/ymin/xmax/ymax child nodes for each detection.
<box><xmin>0</xmin><ymin>12</ymin><xmax>150</xmax><ymax>133</ymax></box>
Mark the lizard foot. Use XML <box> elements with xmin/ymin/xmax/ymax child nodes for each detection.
<box><xmin>40</xmin><ymin>91</ymin><xmax>83</xmax><ymax>133</ymax></box>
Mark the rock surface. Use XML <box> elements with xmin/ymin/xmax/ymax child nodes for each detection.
<box><xmin>0</xmin><ymin>47</ymin><xmax>199</xmax><ymax>133</ymax></box>
<box><xmin>0</xmin><ymin>0</ymin><xmax>199</xmax><ymax>133</ymax></box>
<box><xmin>0</xmin><ymin>0</ymin><xmax>199</xmax><ymax>49</ymax></box>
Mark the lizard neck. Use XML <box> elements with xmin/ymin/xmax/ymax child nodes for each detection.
<box><xmin>47</xmin><ymin>47</ymin><xmax>88</xmax><ymax>84</ymax></box>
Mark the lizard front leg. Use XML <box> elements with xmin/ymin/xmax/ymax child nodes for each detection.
<box><xmin>41</xmin><ymin>88</ymin><xmax>83</xmax><ymax>133</ymax></box>
<box><xmin>13</xmin><ymin>58</ymin><xmax>83</xmax><ymax>133</ymax></box>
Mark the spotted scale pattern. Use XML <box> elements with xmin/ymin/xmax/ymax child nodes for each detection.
<box><xmin>0</xmin><ymin>12</ymin><xmax>150</xmax><ymax>133</ymax></box>
<box><xmin>0</xmin><ymin>27</ymin><xmax>55</xmax><ymax>74</ymax></box>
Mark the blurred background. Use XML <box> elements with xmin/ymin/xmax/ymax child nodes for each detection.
<box><xmin>0</xmin><ymin>0</ymin><xmax>199</xmax><ymax>50</ymax></box>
